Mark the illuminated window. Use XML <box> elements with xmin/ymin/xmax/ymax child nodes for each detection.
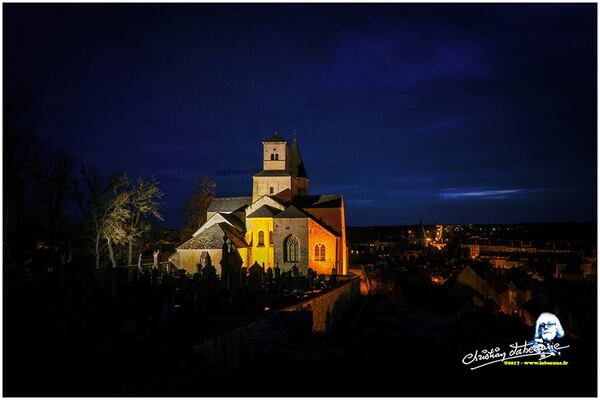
<box><xmin>320</xmin><ymin>244</ymin><xmax>326</xmax><ymax>261</ymax></box>
<box><xmin>258</xmin><ymin>231</ymin><xmax>265</xmax><ymax>247</ymax></box>
<box><xmin>284</xmin><ymin>235</ymin><xmax>299</xmax><ymax>262</ymax></box>
<box><xmin>314</xmin><ymin>245</ymin><xmax>320</xmax><ymax>261</ymax></box>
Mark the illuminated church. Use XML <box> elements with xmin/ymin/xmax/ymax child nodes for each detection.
<box><xmin>171</xmin><ymin>131</ymin><xmax>348</xmax><ymax>276</ymax></box>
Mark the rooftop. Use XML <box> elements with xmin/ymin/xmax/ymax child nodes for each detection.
<box><xmin>178</xmin><ymin>222</ymin><xmax>247</xmax><ymax>250</ymax></box>
<box><xmin>292</xmin><ymin>194</ymin><xmax>343</xmax><ymax>209</ymax></box>
<box><xmin>263</xmin><ymin>131</ymin><xmax>287</xmax><ymax>143</ymax></box>
<box><xmin>208</xmin><ymin>197</ymin><xmax>252</xmax><ymax>213</ymax></box>
<box><xmin>254</xmin><ymin>170</ymin><xmax>292</xmax><ymax>177</ymax></box>
<box><xmin>247</xmin><ymin>205</ymin><xmax>282</xmax><ymax>219</ymax></box>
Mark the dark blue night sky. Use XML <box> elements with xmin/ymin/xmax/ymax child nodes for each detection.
<box><xmin>4</xmin><ymin>3</ymin><xmax>597</xmax><ymax>226</ymax></box>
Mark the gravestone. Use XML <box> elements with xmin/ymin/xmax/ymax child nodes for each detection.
<box><xmin>307</xmin><ymin>267</ymin><xmax>315</xmax><ymax>290</ymax></box>
<box><xmin>202</xmin><ymin>256</ymin><xmax>218</xmax><ymax>294</ymax></box>
<box><xmin>220</xmin><ymin>236</ymin><xmax>243</xmax><ymax>289</ymax></box>
<box><xmin>274</xmin><ymin>264</ymin><xmax>281</xmax><ymax>282</ymax></box>
<box><xmin>220</xmin><ymin>236</ymin><xmax>231</xmax><ymax>289</ymax></box>
<box><xmin>198</xmin><ymin>252</ymin><xmax>211</xmax><ymax>275</ymax></box>
<box><xmin>248</xmin><ymin>261</ymin><xmax>264</xmax><ymax>288</ymax></box>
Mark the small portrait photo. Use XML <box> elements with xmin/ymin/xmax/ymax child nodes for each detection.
<box><xmin>533</xmin><ymin>312</ymin><xmax>565</xmax><ymax>344</ymax></box>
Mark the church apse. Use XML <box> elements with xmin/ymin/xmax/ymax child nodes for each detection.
<box><xmin>308</xmin><ymin>219</ymin><xmax>338</xmax><ymax>275</ymax></box>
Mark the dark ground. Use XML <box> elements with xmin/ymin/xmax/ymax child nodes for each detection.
<box><xmin>125</xmin><ymin>294</ymin><xmax>597</xmax><ymax>397</ymax></box>
<box><xmin>4</xmin><ymin>273</ymin><xmax>597</xmax><ymax>397</ymax></box>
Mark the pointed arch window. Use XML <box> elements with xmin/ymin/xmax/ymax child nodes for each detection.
<box><xmin>284</xmin><ymin>235</ymin><xmax>299</xmax><ymax>262</ymax></box>
<box><xmin>258</xmin><ymin>230</ymin><xmax>265</xmax><ymax>247</ymax></box>
<box><xmin>314</xmin><ymin>245</ymin><xmax>320</xmax><ymax>261</ymax></box>
<box><xmin>271</xmin><ymin>154</ymin><xmax>275</xmax><ymax>160</ymax></box>
<box><xmin>275</xmin><ymin>154</ymin><xmax>279</xmax><ymax>160</ymax></box>
<box><xmin>320</xmin><ymin>244</ymin><xmax>326</xmax><ymax>261</ymax></box>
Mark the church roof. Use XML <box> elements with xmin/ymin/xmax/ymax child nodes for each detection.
<box><xmin>218</xmin><ymin>212</ymin><xmax>246</xmax><ymax>232</ymax></box>
<box><xmin>178</xmin><ymin>222</ymin><xmax>247</xmax><ymax>250</ymax></box>
<box><xmin>191</xmin><ymin>212</ymin><xmax>246</xmax><ymax>238</ymax></box>
<box><xmin>288</xmin><ymin>138</ymin><xmax>308</xmax><ymax>178</ymax></box>
<box><xmin>275</xmin><ymin>205</ymin><xmax>340</xmax><ymax>237</ymax></box>
<box><xmin>272</xmin><ymin>188</ymin><xmax>293</xmax><ymax>203</ymax></box>
<box><xmin>263</xmin><ymin>131</ymin><xmax>287</xmax><ymax>142</ymax></box>
<box><xmin>273</xmin><ymin>205</ymin><xmax>307</xmax><ymax>219</ymax></box>
<box><xmin>247</xmin><ymin>205</ymin><xmax>281</xmax><ymax>218</ymax></box>
<box><xmin>292</xmin><ymin>194</ymin><xmax>343</xmax><ymax>209</ymax></box>
<box><xmin>208</xmin><ymin>197</ymin><xmax>251</xmax><ymax>213</ymax></box>
<box><xmin>253</xmin><ymin>170</ymin><xmax>291</xmax><ymax>177</ymax></box>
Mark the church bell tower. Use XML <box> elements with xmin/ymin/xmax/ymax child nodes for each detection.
<box><xmin>252</xmin><ymin>131</ymin><xmax>309</xmax><ymax>203</ymax></box>
<box><xmin>262</xmin><ymin>131</ymin><xmax>288</xmax><ymax>171</ymax></box>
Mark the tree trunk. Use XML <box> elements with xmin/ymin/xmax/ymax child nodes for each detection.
<box><xmin>128</xmin><ymin>212</ymin><xmax>140</xmax><ymax>266</ymax></box>
<box><xmin>128</xmin><ymin>239</ymin><xmax>133</xmax><ymax>266</ymax></box>
<box><xmin>107</xmin><ymin>237</ymin><xmax>117</xmax><ymax>268</ymax></box>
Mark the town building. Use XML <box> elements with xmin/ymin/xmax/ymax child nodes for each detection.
<box><xmin>171</xmin><ymin>132</ymin><xmax>348</xmax><ymax>276</ymax></box>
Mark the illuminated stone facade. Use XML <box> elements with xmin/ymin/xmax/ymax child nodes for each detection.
<box><xmin>173</xmin><ymin>131</ymin><xmax>348</xmax><ymax>276</ymax></box>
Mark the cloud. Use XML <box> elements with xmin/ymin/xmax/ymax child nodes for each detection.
<box><xmin>439</xmin><ymin>188</ymin><xmax>524</xmax><ymax>199</ymax></box>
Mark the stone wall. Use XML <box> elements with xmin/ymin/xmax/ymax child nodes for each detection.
<box><xmin>274</xmin><ymin>217</ymin><xmax>309</xmax><ymax>272</ymax></box>
<box><xmin>281</xmin><ymin>276</ymin><xmax>360</xmax><ymax>333</ymax></box>
<box><xmin>307</xmin><ymin>218</ymin><xmax>338</xmax><ymax>275</ymax></box>
<box><xmin>191</xmin><ymin>321</ymin><xmax>260</xmax><ymax>373</ymax></box>
<box><xmin>304</xmin><ymin>200</ymin><xmax>347</xmax><ymax>274</ymax></box>
<box><xmin>253</xmin><ymin>176</ymin><xmax>291</xmax><ymax>202</ymax></box>
<box><xmin>190</xmin><ymin>277</ymin><xmax>360</xmax><ymax>377</ymax></box>
<box><xmin>171</xmin><ymin>249</ymin><xmax>223</xmax><ymax>276</ymax></box>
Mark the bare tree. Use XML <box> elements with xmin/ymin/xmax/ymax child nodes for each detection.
<box><xmin>78</xmin><ymin>171</ymin><xmax>164</xmax><ymax>268</ymax></box>
<box><xmin>77</xmin><ymin>169</ymin><xmax>131</xmax><ymax>269</ymax></box>
<box><xmin>180</xmin><ymin>177</ymin><xmax>216</xmax><ymax>242</ymax></box>
<box><xmin>102</xmin><ymin>175</ymin><xmax>131</xmax><ymax>268</ymax></box>
<box><xmin>125</xmin><ymin>176</ymin><xmax>164</xmax><ymax>265</ymax></box>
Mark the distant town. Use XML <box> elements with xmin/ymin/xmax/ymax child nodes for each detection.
<box><xmin>347</xmin><ymin>222</ymin><xmax>595</xmax><ymax>338</ymax></box>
